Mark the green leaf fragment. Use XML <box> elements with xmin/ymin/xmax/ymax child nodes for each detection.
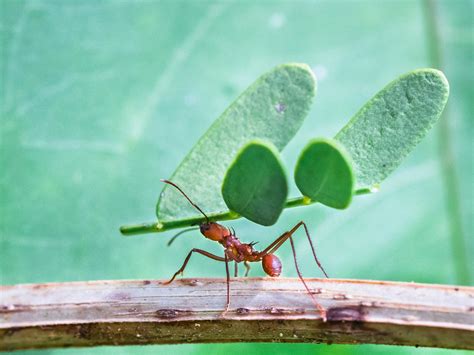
<box><xmin>295</xmin><ymin>138</ymin><xmax>354</xmax><ymax>209</ymax></box>
<box><xmin>157</xmin><ymin>63</ymin><xmax>316</xmax><ymax>222</ymax></box>
<box><xmin>335</xmin><ymin>68</ymin><xmax>449</xmax><ymax>189</ymax></box>
<box><xmin>222</xmin><ymin>140</ymin><xmax>288</xmax><ymax>226</ymax></box>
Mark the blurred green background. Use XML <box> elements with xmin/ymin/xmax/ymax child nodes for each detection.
<box><xmin>1</xmin><ymin>0</ymin><xmax>472</xmax><ymax>354</ymax></box>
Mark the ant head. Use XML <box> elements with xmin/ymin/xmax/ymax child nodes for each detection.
<box><xmin>160</xmin><ymin>180</ymin><xmax>229</xmax><ymax>243</ymax></box>
<box><xmin>200</xmin><ymin>222</ymin><xmax>226</xmax><ymax>242</ymax></box>
<box><xmin>199</xmin><ymin>222</ymin><xmax>212</xmax><ymax>234</ymax></box>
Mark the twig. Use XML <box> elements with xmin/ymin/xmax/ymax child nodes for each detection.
<box><xmin>120</xmin><ymin>188</ymin><xmax>376</xmax><ymax>235</ymax></box>
<box><xmin>1</xmin><ymin>278</ymin><xmax>472</xmax><ymax>351</ymax></box>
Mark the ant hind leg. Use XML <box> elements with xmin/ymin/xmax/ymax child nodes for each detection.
<box><xmin>289</xmin><ymin>236</ymin><xmax>327</xmax><ymax>321</ymax></box>
<box><xmin>258</xmin><ymin>221</ymin><xmax>329</xmax><ymax>278</ymax></box>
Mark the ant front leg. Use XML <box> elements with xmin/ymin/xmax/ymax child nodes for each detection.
<box><xmin>162</xmin><ymin>248</ymin><xmax>225</xmax><ymax>285</ymax></box>
<box><xmin>289</xmin><ymin>235</ymin><xmax>327</xmax><ymax>321</ymax></box>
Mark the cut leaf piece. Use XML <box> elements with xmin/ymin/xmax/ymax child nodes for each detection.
<box><xmin>335</xmin><ymin>68</ymin><xmax>449</xmax><ymax>189</ymax></box>
<box><xmin>222</xmin><ymin>140</ymin><xmax>288</xmax><ymax>226</ymax></box>
<box><xmin>295</xmin><ymin>138</ymin><xmax>354</xmax><ymax>209</ymax></box>
<box><xmin>157</xmin><ymin>63</ymin><xmax>316</xmax><ymax>222</ymax></box>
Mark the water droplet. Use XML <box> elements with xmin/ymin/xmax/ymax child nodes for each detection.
<box><xmin>370</xmin><ymin>185</ymin><xmax>380</xmax><ymax>193</ymax></box>
<box><xmin>269</xmin><ymin>13</ymin><xmax>286</xmax><ymax>29</ymax></box>
<box><xmin>274</xmin><ymin>103</ymin><xmax>286</xmax><ymax>113</ymax></box>
<box><xmin>312</xmin><ymin>65</ymin><xmax>328</xmax><ymax>81</ymax></box>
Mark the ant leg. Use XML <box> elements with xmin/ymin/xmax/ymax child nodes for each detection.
<box><xmin>289</xmin><ymin>236</ymin><xmax>327</xmax><ymax>321</ymax></box>
<box><xmin>234</xmin><ymin>261</ymin><xmax>239</xmax><ymax>277</ymax></box>
<box><xmin>223</xmin><ymin>253</ymin><xmax>231</xmax><ymax>314</ymax></box>
<box><xmin>259</xmin><ymin>221</ymin><xmax>329</xmax><ymax>278</ymax></box>
<box><xmin>162</xmin><ymin>248</ymin><xmax>225</xmax><ymax>285</ymax></box>
<box><xmin>300</xmin><ymin>222</ymin><xmax>329</xmax><ymax>278</ymax></box>
<box><xmin>259</xmin><ymin>231</ymin><xmax>289</xmax><ymax>256</ymax></box>
<box><xmin>244</xmin><ymin>261</ymin><xmax>251</xmax><ymax>277</ymax></box>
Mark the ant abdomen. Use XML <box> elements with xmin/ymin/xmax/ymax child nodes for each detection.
<box><xmin>262</xmin><ymin>254</ymin><xmax>282</xmax><ymax>277</ymax></box>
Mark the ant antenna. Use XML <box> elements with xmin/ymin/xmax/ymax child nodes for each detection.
<box><xmin>161</xmin><ymin>179</ymin><xmax>210</xmax><ymax>223</ymax></box>
<box><xmin>167</xmin><ymin>227</ymin><xmax>199</xmax><ymax>246</ymax></box>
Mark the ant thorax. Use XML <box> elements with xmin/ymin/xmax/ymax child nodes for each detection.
<box><xmin>223</xmin><ymin>233</ymin><xmax>260</xmax><ymax>262</ymax></box>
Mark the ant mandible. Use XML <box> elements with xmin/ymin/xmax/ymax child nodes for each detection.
<box><xmin>161</xmin><ymin>179</ymin><xmax>329</xmax><ymax>320</ymax></box>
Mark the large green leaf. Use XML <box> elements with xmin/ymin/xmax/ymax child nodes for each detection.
<box><xmin>156</xmin><ymin>63</ymin><xmax>316</xmax><ymax>223</ymax></box>
<box><xmin>336</xmin><ymin>69</ymin><xmax>449</xmax><ymax>189</ymax></box>
<box><xmin>222</xmin><ymin>140</ymin><xmax>287</xmax><ymax>226</ymax></box>
<box><xmin>295</xmin><ymin>138</ymin><xmax>354</xmax><ymax>209</ymax></box>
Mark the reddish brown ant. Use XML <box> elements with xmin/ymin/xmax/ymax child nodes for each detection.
<box><xmin>161</xmin><ymin>179</ymin><xmax>329</xmax><ymax>320</ymax></box>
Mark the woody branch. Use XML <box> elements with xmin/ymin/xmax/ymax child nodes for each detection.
<box><xmin>1</xmin><ymin>278</ymin><xmax>473</xmax><ymax>351</ymax></box>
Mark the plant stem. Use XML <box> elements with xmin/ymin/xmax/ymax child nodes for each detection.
<box><xmin>423</xmin><ymin>0</ymin><xmax>471</xmax><ymax>285</ymax></box>
<box><xmin>120</xmin><ymin>188</ymin><xmax>376</xmax><ymax>236</ymax></box>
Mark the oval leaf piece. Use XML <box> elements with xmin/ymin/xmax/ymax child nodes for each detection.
<box><xmin>157</xmin><ymin>63</ymin><xmax>316</xmax><ymax>222</ymax></box>
<box><xmin>222</xmin><ymin>140</ymin><xmax>288</xmax><ymax>226</ymax></box>
<box><xmin>335</xmin><ymin>68</ymin><xmax>449</xmax><ymax>189</ymax></box>
<box><xmin>295</xmin><ymin>138</ymin><xmax>354</xmax><ymax>209</ymax></box>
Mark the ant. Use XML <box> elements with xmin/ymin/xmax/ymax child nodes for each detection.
<box><xmin>161</xmin><ymin>179</ymin><xmax>329</xmax><ymax>320</ymax></box>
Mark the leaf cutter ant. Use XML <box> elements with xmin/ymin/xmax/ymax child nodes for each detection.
<box><xmin>161</xmin><ymin>179</ymin><xmax>329</xmax><ymax>320</ymax></box>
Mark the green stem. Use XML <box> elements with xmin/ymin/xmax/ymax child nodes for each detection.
<box><xmin>120</xmin><ymin>188</ymin><xmax>375</xmax><ymax>236</ymax></box>
<box><xmin>423</xmin><ymin>0</ymin><xmax>471</xmax><ymax>285</ymax></box>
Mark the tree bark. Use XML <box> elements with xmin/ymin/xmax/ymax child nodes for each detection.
<box><xmin>1</xmin><ymin>278</ymin><xmax>473</xmax><ymax>351</ymax></box>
